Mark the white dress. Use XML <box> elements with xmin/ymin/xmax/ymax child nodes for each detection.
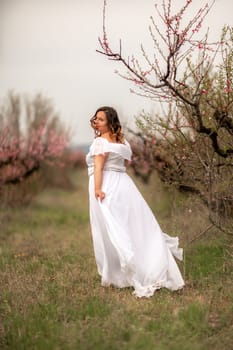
<box><xmin>86</xmin><ymin>137</ymin><xmax>185</xmax><ymax>298</ymax></box>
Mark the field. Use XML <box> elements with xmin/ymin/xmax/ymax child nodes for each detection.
<box><xmin>0</xmin><ymin>168</ymin><xmax>232</xmax><ymax>350</ymax></box>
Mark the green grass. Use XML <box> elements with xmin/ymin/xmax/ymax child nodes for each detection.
<box><xmin>0</xmin><ymin>169</ymin><xmax>232</xmax><ymax>350</ymax></box>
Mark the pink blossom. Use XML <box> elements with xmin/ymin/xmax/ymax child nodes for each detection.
<box><xmin>151</xmin><ymin>138</ymin><xmax>157</xmax><ymax>145</ymax></box>
<box><xmin>133</xmin><ymin>79</ymin><xmax>144</xmax><ymax>85</ymax></box>
<box><xmin>225</xmin><ymin>79</ymin><xmax>232</xmax><ymax>92</ymax></box>
<box><xmin>0</xmin><ymin>119</ymin><xmax>68</xmax><ymax>185</ymax></box>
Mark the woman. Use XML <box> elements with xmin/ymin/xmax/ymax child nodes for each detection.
<box><xmin>86</xmin><ymin>106</ymin><xmax>185</xmax><ymax>298</ymax></box>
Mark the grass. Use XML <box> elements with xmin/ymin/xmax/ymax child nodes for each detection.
<box><xmin>0</xmin><ymin>168</ymin><xmax>232</xmax><ymax>350</ymax></box>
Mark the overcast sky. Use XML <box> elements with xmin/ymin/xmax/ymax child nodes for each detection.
<box><xmin>0</xmin><ymin>0</ymin><xmax>232</xmax><ymax>145</ymax></box>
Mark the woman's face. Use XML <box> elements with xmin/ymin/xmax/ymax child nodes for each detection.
<box><xmin>94</xmin><ymin>111</ymin><xmax>109</xmax><ymax>135</ymax></box>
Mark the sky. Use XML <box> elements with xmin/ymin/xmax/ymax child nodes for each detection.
<box><xmin>0</xmin><ymin>0</ymin><xmax>232</xmax><ymax>145</ymax></box>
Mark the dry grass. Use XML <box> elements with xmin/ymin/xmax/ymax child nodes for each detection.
<box><xmin>0</xmin><ymin>169</ymin><xmax>232</xmax><ymax>350</ymax></box>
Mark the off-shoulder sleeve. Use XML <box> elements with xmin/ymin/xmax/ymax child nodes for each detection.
<box><xmin>89</xmin><ymin>137</ymin><xmax>109</xmax><ymax>156</ymax></box>
<box><xmin>121</xmin><ymin>140</ymin><xmax>132</xmax><ymax>160</ymax></box>
<box><xmin>89</xmin><ymin>137</ymin><xmax>132</xmax><ymax>160</ymax></box>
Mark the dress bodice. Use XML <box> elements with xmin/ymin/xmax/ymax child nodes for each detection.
<box><xmin>86</xmin><ymin>137</ymin><xmax>132</xmax><ymax>176</ymax></box>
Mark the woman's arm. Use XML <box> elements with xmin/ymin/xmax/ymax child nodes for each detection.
<box><xmin>94</xmin><ymin>153</ymin><xmax>108</xmax><ymax>201</ymax></box>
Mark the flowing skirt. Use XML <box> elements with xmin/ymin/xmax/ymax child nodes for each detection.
<box><xmin>88</xmin><ymin>170</ymin><xmax>185</xmax><ymax>298</ymax></box>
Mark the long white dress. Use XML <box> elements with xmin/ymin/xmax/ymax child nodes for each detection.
<box><xmin>86</xmin><ymin>137</ymin><xmax>185</xmax><ymax>298</ymax></box>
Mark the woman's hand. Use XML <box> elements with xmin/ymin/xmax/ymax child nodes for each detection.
<box><xmin>95</xmin><ymin>189</ymin><xmax>105</xmax><ymax>201</ymax></box>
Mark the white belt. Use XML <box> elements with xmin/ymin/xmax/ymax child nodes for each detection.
<box><xmin>88</xmin><ymin>167</ymin><xmax>126</xmax><ymax>176</ymax></box>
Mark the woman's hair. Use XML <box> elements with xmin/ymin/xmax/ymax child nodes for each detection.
<box><xmin>90</xmin><ymin>106</ymin><xmax>124</xmax><ymax>143</ymax></box>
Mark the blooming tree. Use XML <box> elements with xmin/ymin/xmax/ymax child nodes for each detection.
<box><xmin>97</xmin><ymin>0</ymin><xmax>233</xmax><ymax>231</ymax></box>
<box><xmin>0</xmin><ymin>92</ymin><xmax>69</xmax><ymax>187</ymax></box>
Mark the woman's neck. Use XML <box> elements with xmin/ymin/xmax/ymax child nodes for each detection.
<box><xmin>100</xmin><ymin>131</ymin><xmax>116</xmax><ymax>143</ymax></box>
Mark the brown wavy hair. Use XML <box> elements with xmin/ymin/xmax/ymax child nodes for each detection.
<box><xmin>90</xmin><ymin>106</ymin><xmax>124</xmax><ymax>143</ymax></box>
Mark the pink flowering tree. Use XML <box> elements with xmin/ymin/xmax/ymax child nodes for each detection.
<box><xmin>97</xmin><ymin>0</ymin><xmax>233</xmax><ymax>231</ymax></box>
<box><xmin>0</xmin><ymin>92</ymin><xmax>69</xmax><ymax>189</ymax></box>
